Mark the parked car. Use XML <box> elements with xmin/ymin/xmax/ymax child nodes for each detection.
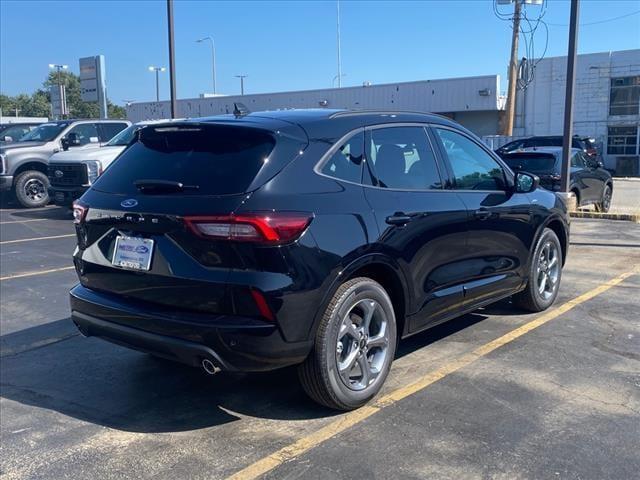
<box><xmin>495</xmin><ymin>135</ymin><xmax>598</xmax><ymax>158</ymax></box>
<box><xmin>70</xmin><ymin>109</ymin><xmax>569</xmax><ymax>410</ymax></box>
<box><xmin>48</xmin><ymin>121</ymin><xmax>174</xmax><ymax>207</ymax></box>
<box><xmin>0</xmin><ymin>122</ymin><xmax>43</xmax><ymax>143</ymax></box>
<box><xmin>498</xmin><ymin>147</ymin><xmax>613</xmax><ymax>212</ymax></box>
<box><xmin>0</xmin><ymin>119</ymin><xmax>130</xmax><ymax>207</ymax></box>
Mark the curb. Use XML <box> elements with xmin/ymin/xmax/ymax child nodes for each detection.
<box><xmin>570</xmin><ymin>211</ymin><xmax>640</xmax><ymax>223</ymax></box>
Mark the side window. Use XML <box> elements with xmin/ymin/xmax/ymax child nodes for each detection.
<box><xmin>99</xmin><ymin>123</ymin><xmax>128</xmax><ymax>142</ymax></box>
<box><xmin>320</xmin><ymin>131</ymin><xmax>364</xmax><ymax>184</ymax></box>
<box><xmin>434</xmin><ymin>128</ymin><xmax>506</xmax><ymax>191</ymax></box>
<box><xmin>368</xmin><ymin>126</ymin><xmax>442</xmax><ymax>190</ymax></box>
<box><xmin>66</xmin><ymin>123</ymin><xmax>99</xmax><ymax>146</ymax></box>
<box><xmin>571</xmin><ymin>152</ymin><xmax>585</xmax><ymax>168</ymax></box>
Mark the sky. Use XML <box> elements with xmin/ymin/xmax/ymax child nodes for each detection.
<box><xmin>1</xmin><ymin>0</ymin><xmax>639</xmax><ymax>106</ymax></box>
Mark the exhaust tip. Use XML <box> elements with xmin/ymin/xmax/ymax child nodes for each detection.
<box><xmin>202</xmin><ymin>358</ymin><xmax>220</xmax><ymax>375</ymax></box>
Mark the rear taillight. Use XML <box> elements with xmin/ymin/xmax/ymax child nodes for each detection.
<box><xmin>72</xmin><ymin>201</ymin><xmax>88</xmax><ymax>224</ymax></box>
<box><xmin>250</xmin><ymin>288</ymin><xmax>275</xmax><ymax>322</ymax></box>
<box><xmin>183</xmin><ymin>212</ymin><xmax>313</xmax><ymax>244</ymax></box>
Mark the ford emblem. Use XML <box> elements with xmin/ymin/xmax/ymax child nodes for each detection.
<box><xmin>54</xmin><ymin>170</ymin><xmax>64</xmax><ymax>178</ymax></box>
<box><xmin>121</xmin><ymin>199</ymin><xmax>138</xmax><ymax>208</ymax></box>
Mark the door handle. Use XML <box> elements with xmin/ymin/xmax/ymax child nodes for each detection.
<box><xmin>474</xmin><ymin>208</ymin><xmax>492</xmax><ymax>220</ymax></box>
<box><xmin>386</xmin><ymin>213</ymin><xmax>412</xmax><ymax>226</ymax></box>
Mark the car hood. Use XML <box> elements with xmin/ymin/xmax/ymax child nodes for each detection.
<box><xmin>49</xmin><ymin>145</ymin><xmax>126</xmax><ymax>163</ymax></box>
<box><xmin>0</xmin><ymin>141</ymin><xmax>48</xmax><ymax>153</ymax></box>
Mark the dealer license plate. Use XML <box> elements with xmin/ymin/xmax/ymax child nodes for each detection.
<box><xmin>112</xmin><ymin>236</ymin><xmax>154</xmax><ymax>271</ymax></box>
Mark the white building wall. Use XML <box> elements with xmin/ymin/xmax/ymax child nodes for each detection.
<box><xmin>515</xmin><ymin>49</ymin><xmax>640</xmax><ymax>172</ymax></box>
<box><xmin>127</xmin><ymin>75</ymin><xmax>502</xmax><ymax>129</ymax></box>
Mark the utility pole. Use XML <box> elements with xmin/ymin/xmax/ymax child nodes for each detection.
<box><xmin>502</xmin><ymin>0</ymin><xmax>522</xmax><ymax>136</ymax></box>
<box><xmin>167</xmin><ymin>0</ymin><xmax>178</xmax><ymax>118</ymax></box>
<box><xmin>48</xmin><ymin>64</ymin><xmax>68</xmax><ymax>119</ymax></box>
<box><xmin>235</xmin><ymin>75</ymin><xmax>248</xmax><ymax>95</ymax></box>
<box><xmin>336</xmin><ymin>0</ymin><xmax>342</xmax><ymax>88</ymax></box>
<box><xmin>560</xmin><ymin>0</ymin><xmax>580</xmax><ymax>201</ymax></box>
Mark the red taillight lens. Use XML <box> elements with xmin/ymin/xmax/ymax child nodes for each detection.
<box><xmin>72</xmin><ymin>201</ymin><xmax>88</xmax><ymax>224</ymax></box>
<box><xmin>250</xmin><ymin>288</ymin><xmax>275</xmax><ymax>322</ymax></box>
<box><xmin>183</xmin><ymin>212</ymin><xmax>313</xmax><ymax>244</ymax></box>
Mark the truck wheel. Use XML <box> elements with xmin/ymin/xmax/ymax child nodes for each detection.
<box><xmin>14</xmin><ymin>170</ymin><xmax>49</xmax><ymax>208</ymax></box>
<box><xmin>595</xmin><ymin>184</ymin><xmax>612</xmax><ymax>213</ymax></box>
<box><xmin>298</xmin><ymin>277</ymin><xmax>397</xmax><ymax>410</ymax></box>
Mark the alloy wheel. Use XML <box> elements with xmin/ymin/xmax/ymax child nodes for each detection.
<box><xmin>536</xmin><ymin>241</ymin><xmax>560</xmax><ymax>300</ymax></box>
<box><xmin>335</xmin><ymin>298</ymin><xmax>390</xmax><ymax>391</ymax></box>
<box><xmin>24</xmin><ymin>178</ymin><xmax>46</xmax><ymax>202</ymax></box>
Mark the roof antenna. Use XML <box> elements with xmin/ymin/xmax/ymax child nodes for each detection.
<box><xmin>233</xmin><ymin>102</ymin><xmax>250</xmax><ymax>117</ymax></box>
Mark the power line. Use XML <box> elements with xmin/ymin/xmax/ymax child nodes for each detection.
<box><xmin>546</xmin><ymin>9</ymin><xmax>640</xmax><ymax>27</ymax></box>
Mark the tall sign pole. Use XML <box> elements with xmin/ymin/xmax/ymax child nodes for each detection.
<box><xmin>560</xmin><ymin>0</ymin><xmax>580</xmax><ymax>199</ymax></box>
<box><xmin>502</xmin><ymin>0</ymin><xmax>522</xmax><ymax>136</ymax></box>
<box><xmin>167</xmin><ymin>0</ymin><xmax>178</xmax><ymax>118</ymax></box>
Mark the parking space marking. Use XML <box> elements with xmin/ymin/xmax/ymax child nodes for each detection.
<box><xmin>227</xmin><ymin>267</ymin><xmax>639</xmax><ymax>480</ymax></box>
<box><xmin>0</xmin><ymin>219</ymin><xmax>49</xmax><ymax>225</ymax></box>
<box><xmin>0</xmin><ymin>234</ymin><xmax>75</xmax><ymax>245</ymax></box>
<box><xmin>0</xmin><ymin>266</ymin><xmax>75</xmax><ymax>281</ymax></box>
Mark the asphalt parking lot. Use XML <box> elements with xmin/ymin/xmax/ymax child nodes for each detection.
<box><xmin>1</xmin><ymin>204</ymin><xmax>639</xmax><ymax>480</ymax></box>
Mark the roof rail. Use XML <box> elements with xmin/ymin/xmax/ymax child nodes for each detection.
<box><xmin>328</xmin><ymin>109</ymin><xmax>449</xmax><ymax>120</ymax></box>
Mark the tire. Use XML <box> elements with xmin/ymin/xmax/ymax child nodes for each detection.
<box><xmin>595</xmin><ymin>184</ymin><xmax>612</xmax><ymax>213</ymax></box>
<box><xmin>571</xmin><ymin>189</ymin><xmax>580</xmax><ymax>209</ymax></box>
<box><xmin>513</xmin><ymin>228</ymin><xmax>563</xmax><ymax>312</ymax></box>
<box><xmin>298</xmin><ymin>277</ymin><xmax>397</xmax><ymax>410</ymax></box>
<box><xmin>14</xmin><ymin>170</ymin><xmax>49</xmax><ymax>208</ymax></box>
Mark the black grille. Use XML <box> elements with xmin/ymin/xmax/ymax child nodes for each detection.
<box><xmin>48</xmin><ymin>163</ymin><xmax>88</xmax><ymax>186</ymax></box>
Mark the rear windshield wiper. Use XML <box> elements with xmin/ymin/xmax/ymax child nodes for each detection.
<box><xmin>134</xmin><ymin>179</ymin><xmax>200</xmax><ymax>193</ymax></box>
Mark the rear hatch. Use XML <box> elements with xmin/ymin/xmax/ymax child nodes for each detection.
<box><xmin>74</xmin><ymin>121</ymin><xmax>308</xmax><ymax>315</ymax></box>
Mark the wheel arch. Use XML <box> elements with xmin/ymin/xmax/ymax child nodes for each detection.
<box><xmin>14</xmin><ymin>160</ymin><xmax>48</xmax><ymax>178</ymax></box>
<box><xmin>542</xmin><ymin>216</ymin><xmax>568</xmax><ymax>267</ymax></box>
<box><xmin>309</xmin><ymin>254</ymin><xmax>411</xmax><ymax>340</ymax></box>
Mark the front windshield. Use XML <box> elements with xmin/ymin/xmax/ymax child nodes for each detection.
<box><xmin>20</xmin><ymin>122</ymin><xmax>68</xmax><ymax>142</ymax></box>
<box><xmin>106</xmin><ymin>124</ymin><xmax>140</xmax><ymax>146</ymax></box>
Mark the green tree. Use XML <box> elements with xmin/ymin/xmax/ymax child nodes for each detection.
<box><xmin>1</xmin><ymin>71</ymin><xmax>126</xmax><ymax>120</ymax></box>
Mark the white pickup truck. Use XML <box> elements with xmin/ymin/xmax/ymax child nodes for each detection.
<box><xmin>47</xmin><ymin>121</ymin><xmax>172</xmax><ymax>207</ymax></box>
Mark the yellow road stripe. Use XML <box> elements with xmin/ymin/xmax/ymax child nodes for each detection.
<box><xmin>0</xmin><ymin>266</ymin><xmax>75</xmax><ymax>281</ymax></box>
<box><xmin>0</xmin><ymin>219</ymin><xmax>48</xmax><ymax>225</ymax></box>
<box><xmin>0</xmin><ymin>234</ymin><xmax>75</xmax><ymax>245</ymax></box>
<box><xmin>227</xmin><ymin>267</ymin><xmax>639</xmax><ymax>480</ymax></box>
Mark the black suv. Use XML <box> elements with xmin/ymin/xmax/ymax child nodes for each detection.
<box><xmin>496</xmin><ymin>135</ymin><xmax>598</xmax><ymax>158</ymax></box>
<box><xmin>498</xmin><ymin>147</ymin><xmax>613</xmax><ymax>212</ymax></box>
<box><xmin>70</xmin><ymin>110</ymin><xmax>569</xmax><ymax>410</ymax></box>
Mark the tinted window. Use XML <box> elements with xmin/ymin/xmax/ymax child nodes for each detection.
<box><xmin>321</xmin><ymin>131</ymin><xmax>364</xmax><ymax>183</ymax></box>
<box><xmin>570</xmin><ymin>153</ymin><xmax>585</xmax><ymax>168</ymax></box>
<box><xmin>435</xmin><ymin>128</ymin><xmax>506</xmax><ymax>190</ymax></box>
<box><xmin>498</xmin><ymin>139</ymin><xmax>525</xmax><ymax>153</ymax></box>
<box><xmin>0</xmin><ymin>125</ymin><xmax>32</xmax><ymax>141</ymax></box>
<box><xmin>106</xmin><ymin>124</ymin><xmax>140</xmax><ymax>146</ymax></box>
<box><xmin>92</xmin><ymin>124</ymin><xmax>275</xmax><ymax>196</ymax></box>
<box><xmin>368</xmin><ymin>127</ymin><xmax>442</xmax><ymax>190</ymax></box>
<box><xmin>99</xmin><ymin>123</ymin><xmax>128</xmax><ymax>142</ymax></box>
<box><xmin>503</xmin><ymin>155</ymin><xmax>557</xmax><ymax>172</ymax></box>
<box><xmin>67</xmin><ymin>123</ymin><xmax>99</xmax><ymax>146</ymax></box>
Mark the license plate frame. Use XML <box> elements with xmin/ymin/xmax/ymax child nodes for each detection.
<box><xmin>112</xmin><ymin>235</ymin><xmax>154</xmax><ymax>271</ymax></box>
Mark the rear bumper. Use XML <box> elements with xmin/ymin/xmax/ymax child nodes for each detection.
<box><xmin>49</xmin><ymin>185</ymin><xmax>88</xmax><ymax>207</ymax></box>
<box><xmin>70</xmin><ymin>284</ymin><xmax>313</xmax><ymax>372</ymax></box>
<box><xmin>0</xmin><ymin>175</ymin><xmax>13</xmax><ymax>191</ymax></box>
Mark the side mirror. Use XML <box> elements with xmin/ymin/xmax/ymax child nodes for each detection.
<box><xmin>2</xmin><ymin>136</ymin><xmax>13</xmax><ymax>142</ymax></box>
<box><xmin>61</xmin><ymin>137</ymin><xmax>70</xmax><ymax>151</ymax></box>
<box><xmin>514</xmin><ymin>172</ymin><xmax>539</xmax><ymax>193</ymax></box>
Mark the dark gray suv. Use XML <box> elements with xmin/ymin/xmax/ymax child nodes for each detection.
<box><xmin>0</xmin><ymin>119</ymin><xmax>129</xmax><ymax>207</ymax></box>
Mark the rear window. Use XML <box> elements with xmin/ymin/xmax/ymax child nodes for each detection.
<box><xmin>503</xmin><ymin>155</ymin><xmax>557</xmax><ymax>172</ymax></box>
<box><xmin>92</xmin><ymin>124</ymin><xmax>275</xmax><ymax>196</ymax></box>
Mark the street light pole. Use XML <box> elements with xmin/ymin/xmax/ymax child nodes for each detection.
<box><xmin>196</xmin><ymin>36</ymin><xmax>217</xmax><ymax>95</ymax></box>
<box><xmin>336</xmin><ymin>0</ymin><xmax>342</xmax><ymax>88</ymax></box>
<box><xmin>148</xmin><ymin>66</ymin><xmax>166</xmax><ymax>102</ymax></box>
<box><xmin>235</xmin><ymin>75</ymin><xmax>248</xmax><ymax>95</ymax></box>
<box><xmin>167</xmin><ymin>0</ymin><xmax>178</xmax><ymax>118</ymax></box>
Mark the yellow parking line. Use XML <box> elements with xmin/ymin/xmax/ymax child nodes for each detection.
<box><xmin>0</xmin><ymin>219</ymin><xmax>48</xmax><ymax>225</ymax></box>
<box><xmin>0</xmin><ymin>266</ymin><xmax>75</xmax><ymax>281</ymax></box>
<box><xmin>0</xmin><ymin>234</ymin><xmax>75</xmax><ymax>245</ymax></box>
<box><xmin>227</xmin><ymin>266</ymin><xmax>639</xmax><ymax>480</ymax></box>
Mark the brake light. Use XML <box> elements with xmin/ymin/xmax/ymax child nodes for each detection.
<box><xmin>183</xmin><ymin>212</ymin><xmax>313</xmax><ymax>244</ymax></box>
<box><xmin>72</xmin><ymin>201</ymin><xmax>88</xmax><ymax>224</ymax></box>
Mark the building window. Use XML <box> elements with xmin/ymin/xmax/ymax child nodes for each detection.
<box><xmin>607</xmin><ymin>126</ymin><xmax>638</xmax><ymax>155</ymax></box>
<box><xmin>609</xmin><ymin>76</ymin><xmax>640</xmax><ymax>116</ymax></box>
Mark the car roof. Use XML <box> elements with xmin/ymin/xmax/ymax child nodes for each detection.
<box><xmin>510</xmin><ymin>146</ymin><xmax>582</xmax><ymax>155</ymax></box>
<box><xmin>181</xmin><ymin>108</ymin><xmax>461</xmax><ymax>140</ymax></box>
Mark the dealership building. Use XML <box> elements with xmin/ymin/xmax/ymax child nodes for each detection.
<box><xmin>127</xmin><ymin>48</ymin><xmax>640</xmax><ymax>175</ymax></box>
